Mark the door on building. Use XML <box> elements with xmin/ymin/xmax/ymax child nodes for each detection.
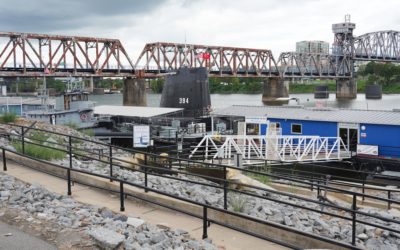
<box><xmin>339</xmin><ymin>123</ymin><xmax>359</xmax><ymax>152</ymax></box>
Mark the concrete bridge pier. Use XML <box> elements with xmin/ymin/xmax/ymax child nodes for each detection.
<box><xmin>336</xmin><ymin>78</ymin><xmax>357</xmax><ymax>99</ymax></box>
<box><xmin>89</xmin><ymin>77</ymin><xmax>94</xmax><ymax>93</ymax></box>
<box><xmin>123</xmin><ymin>77</ymin><xmax>147</xmax><ymax>106</ymax></box>
<box><xmin>262</xmin><ymin>78</ymin><xmax>289</xmax><ymax>104</ymax></box>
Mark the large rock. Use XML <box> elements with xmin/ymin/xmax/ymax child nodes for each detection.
<box><xmin>126</xmin><ymin>217</ymin><xmax>145</xmax><ymax>228</ymax></box>
<box><xmin>88</xmin><ymin>227</ymin><xmax>125</xmax><ymax>250</ymax></box>
<box><xmin>150</xmin><ymin>232</ymin><xmax>166</xmax><ymax>244</ymax></box>
<box><xmin>227</xmin><ymin>169</ymin><xmax>275</xmax><ymax>192</ymax></box>
<box><xmin>0</xmin><ymin>191</ymin><xmax>10</xmax><ymax>197</ymax></box>
<box><xmin>357</xmin><ymin>233</ymin><xmax>369</xmax><ymax>240</ymax></box>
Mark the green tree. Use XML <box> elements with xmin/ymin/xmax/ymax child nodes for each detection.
<box><xmin>150</xmin><ymin>78</ymin><xmax>164</xmax><ymax>93</ymax></box>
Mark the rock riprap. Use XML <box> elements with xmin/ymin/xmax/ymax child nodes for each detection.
<box><xmin>0</xmin><ymin>173</ymin><xmax>216</xmax><ymax>250</ymax></box>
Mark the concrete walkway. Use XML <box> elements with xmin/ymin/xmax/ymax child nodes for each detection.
<box><xmin>0</xmin><ymin>220</ymin><xmax>56</xmax><ymax>250</ymax></box>
<box><xmin>3</xmin><ymin>161</ymin><xmax>289</xmax><ymax>250</ymax></box>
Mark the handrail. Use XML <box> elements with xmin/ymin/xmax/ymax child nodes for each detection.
<box><xmin>0</xmin><ymin>147</ymin><xmax>359</xmax><ymax>250</ymax></box>
<box><xmin>2</xmin><ymin>123</ymin><xmax>400</xmax><ymax>247</ymax></box>
<box><xmin>6</xmin><ymin>125</ymin><xmax>400</xmax><ymax>201</ymax></box>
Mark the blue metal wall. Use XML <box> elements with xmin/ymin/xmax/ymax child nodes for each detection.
<box><xmin>261</xmin><ymin>118</ymin><xmax>337</xmax><ymax>137</ymax></box>
<box><xmin>259</xmin><ymin>118</ymin><xmax>400</xmax><ymax>159</ymax></box>
<box><xmin>360</xmin><ymin>123</ymin><xmax>400</xmax><ymax>159</ymax></box>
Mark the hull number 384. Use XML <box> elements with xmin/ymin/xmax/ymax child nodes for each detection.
<box><xmin>179</xmin><ymin>97</ymin><xmax>189</xmax><ymax>104</ymax></box>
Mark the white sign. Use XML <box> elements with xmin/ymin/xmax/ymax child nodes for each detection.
<box><xmin>50</xmin><ymin>114</ymin><xmax>56</xmax><ymax>125</ymax></box>
<box><xmin>1</xmin><ymin>86</ymin><xmax>6</xmax><ymax>96</ymax></box>
<box><xmin>133</xmin><ymin>125</ymin><xmax>150</xmax><ymax>148</ymax></box>
<box><xmin>339</xmin><ymin>122</ymin><xmax>359</xmax><ymax>129</ymax></box>
<box><xmin>357</xmin><ymin>144</ymin><xmax>378</xmax><ymax>156</ymax></box>
<box><xmin>245</xmin><ymin>116</ymin><xmax>268</xmax><ymax>124</ymax></box>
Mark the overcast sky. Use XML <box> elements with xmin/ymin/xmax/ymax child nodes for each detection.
<box><xmin>0</xmin><ymin>0</ymin><xmax>398</xmax><ymax>59</ymax></box>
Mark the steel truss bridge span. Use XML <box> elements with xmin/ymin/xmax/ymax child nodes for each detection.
<box><xmin>354</xmin><ymin>30</ymin><xmax>400</xmax><ymax>62</ymax></box>
<box><xmin>276</xmin><ymin>30</ymin><xmax>400</xmax><ymax>79</ymax></box>
<box><xmin>0</xmin><ymin>32</ymin><xmax>135</xmax><ymax>77</ymax></box>
<box><xmin>134</xmin><ymin>42</ymin><xmax>279</xmax><ymax>77</ymax></box>
<box><xmin>0</xmin><ymin>30</ymin><xmax>398</xmax><ymax>78</ymax></box>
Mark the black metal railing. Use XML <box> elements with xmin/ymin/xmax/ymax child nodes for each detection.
<box><xmin>2</xmin><ymin>124</ymin><xmax>400</xmax><ymax>248</ymax></box>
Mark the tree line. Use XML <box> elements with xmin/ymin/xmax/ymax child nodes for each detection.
<box><xmin>150</xmin><ymin>77</ymin><xmax>263</xmax><ymax>94</ymax></box>
<box><xmin>357</xmin><ymin>62</ymin><xmax>400</xmax><ymax>86</ymax></box>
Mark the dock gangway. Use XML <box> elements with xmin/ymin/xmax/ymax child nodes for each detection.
<box><xmin>189</xmin><ymin>134</ymin><xmax>351</xmax><ymax>164</ymax></box>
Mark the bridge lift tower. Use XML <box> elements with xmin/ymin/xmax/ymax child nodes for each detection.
<box><xmin>332</xmin><ymin>14</ymin><xmax>357</xmax><ymax>98</ymax></box>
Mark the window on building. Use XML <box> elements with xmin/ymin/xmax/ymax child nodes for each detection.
<box><xmin>291</xmin><ymin>124</ymin><xmax>302</xmax><ymax>134</ymax></box>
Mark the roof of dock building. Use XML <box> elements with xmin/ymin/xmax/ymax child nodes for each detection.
<box><xmin>94</xmin><ymin>105</ymin><xmax>183</xmax><ymax>118</ymax></box>
<box><xmin>212</xmin><ymin>105</ymin><xmax>400</xmax><ymax>126</ymax></box>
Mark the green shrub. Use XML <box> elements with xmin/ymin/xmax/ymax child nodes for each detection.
<box><xmin>81</xmin><ymin>128</ymin><xmax>94</xmax><ymax>137</ymax></box>
<box><xmin>65</xmin><ymin>122</ymin><xmax>78</xmax><ymax>130</ymax></box>
<box><xmin>247</xmin><ymin>172</ymin><xmax>272</xmax><ymax>185</ymax></box>
<box><xmin>29</xmin><ymin>131</ymin><xmax>49</xmax><ymax>142</ymax></box>
<box><xmin>12</xmin><ymin>141</ymin><xmax>65</xmax><ymax>160</ymax></box>
<box><xmin>0</xmin><ymin>112</ymin><xmax>17</xmax><ymax>123</ymax></box>
<box><xmin>12</xmin><ymin>131</ymin><xmax>65</xmax><ymax>161</ymax></box>
<box><xmin>229</xmin><ymin>194</ymin><xmax>247</xmax><ymax>213</ymax></box>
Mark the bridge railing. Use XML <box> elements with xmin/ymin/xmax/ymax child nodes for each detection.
<box><xmin>189</xmin><ymin>134</ymin><xmax>351</xmax><ymax>163</ymax></box>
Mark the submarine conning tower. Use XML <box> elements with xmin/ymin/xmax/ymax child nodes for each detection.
<box><xmin>160</xmin><ymin>67</ymin><xmax>211</xmax><ymax>117</ymax></box>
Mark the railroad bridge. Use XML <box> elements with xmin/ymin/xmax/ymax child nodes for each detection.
<box><xmin>0</xmin><ymin>16</ymin><xmax>399</xmax><ymax>102</ymax></box>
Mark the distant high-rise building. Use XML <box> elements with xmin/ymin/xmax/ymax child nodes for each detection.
<box><xmin>296</xmin><ymin>40</ymin><xmax>329</xmax><ymax>54</ymax></box>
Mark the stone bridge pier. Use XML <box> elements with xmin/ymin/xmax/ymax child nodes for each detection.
<box><xmin>123</xmin><ymin>77</ymin><xmax>147</xmax><ymax>106</ymax></box>
<box><xmin>262</xmin><ymin>78</ymin><xmax>289</xmax><ymax>104</ymax></box>
<box><xmin>336</xmin><ymin>78</ymin><xmax>357</xmax><ymax>99</ymax></box>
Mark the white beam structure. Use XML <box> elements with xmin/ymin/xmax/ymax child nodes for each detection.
<box><xmin>189</xmin><ymin>135</ymin><xmax>351</xmax><ymax>164</ymax></box>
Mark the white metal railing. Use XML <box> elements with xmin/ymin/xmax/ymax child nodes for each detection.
<box><xmin>189</xmin><ymin>134</ymin><xmax>351</xmax><ymax>164</ymax></box>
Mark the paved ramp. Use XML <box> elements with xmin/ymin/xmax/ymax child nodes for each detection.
<box><xmin>4</xmin><ymin>161</ymin><xmax>288</xmax><ymax>250</ymax></box>
<box><xmin>0</xmin><ymin>221</ymin><xmax>56</xmax><ymax>250</ymax></box>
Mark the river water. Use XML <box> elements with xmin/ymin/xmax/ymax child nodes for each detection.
<box><xmin>87</xmin><ymin>93</ymin><xmax>400</xmax><ymax>111</ymax></box>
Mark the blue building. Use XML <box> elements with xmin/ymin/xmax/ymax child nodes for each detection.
<box><xmin>212</xmin><ymin>105</ymin><xmax>400</xmax><ymax>160</ymax></box>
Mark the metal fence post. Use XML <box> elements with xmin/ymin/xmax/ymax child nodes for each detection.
<box><xmin>67</xmin><ymin>169</ymin><xmax>72</xmax><ymax>195</ymax></box>
<box><xmin>69</xmin><ymin>136</ymin><xmax>72</xmax><ymax>169</ymax></box>
<box><xmin>362</xmin><ymin>179</ymin><xmax>365</xmax><ymax>201</ymax></box>
<box><xmin>202</xmin><ymin>206</ymin><xmax>208</xmax><ymax>239</ymax></box>
<box><xmin>352</xmin><ymin>194</ymin><xmax>357</xmax><ymax>245</ymax></box>
<box><xmin>2</xmin><ymin>148</ymin><xmax>6</xmax><ymax>171</ymax></box>
<box><xmin>388</xmin><ymin>190</ymin><xmax>391</xmax><ymax>210</ymax></box>
<box><xmin>317</xmin><ymin>181</ymin><xmax>320</xmax><ymax>197</ymax></box>
<box><xmin>21</xmin><ymin>127</ymin><xmax>25</xmax><ymax>154</ymax></box>
<box><xmin>311</xmin><ymin>175</ymin><xmax>314</xmax><ymax>191</ymax></box>
<box><xmin>223</xmin><ymin>165</ymin><xmax>227</xmax><ymax>210</ymax></box>
<box><xmin>144</xmin><ymin>154</ymin><xmax>148</xmax><ymax>193</ymax></box>
<box><xmin>120</xmin><ymin>181</ymin><xmax>125</xmax><ymax>212</ymax></box>
<box><xmin>109</xmin><ymin>145</ymin><xmax>113</xmax><ymax>182</ymax></box>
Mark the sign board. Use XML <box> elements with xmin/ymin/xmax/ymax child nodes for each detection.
<box><xmin>357</xmin><ymin>144</ymin><xmax>378</xmax><ymax>156</ymax></box>
<box><xmin>245</xmin><ymin>116</ymin><xmax>268</xmax><ymax>124</ymax></box>
<box><xmin>133</xmin><ymin>125</ymin><xmax>150</xmax><ymax>148</ymax></box>
<box><xmin>50</xmin><ymin>114</ymin><xmax>56</xmax><ymax>125</ymax></box>
<box><xmin>1</xmin><ymin>86</ymin><xmax>6</xmax><ymax>96</ymax></box>
<box><xmin>338</xmin><ymin>122</ymin><xmax>359</xmax><ymax>129</ymax></box>
<box><xmin>177</xmin><ymin>142</ymin><xmax>183</xmax><ymax>152</ymax></box>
